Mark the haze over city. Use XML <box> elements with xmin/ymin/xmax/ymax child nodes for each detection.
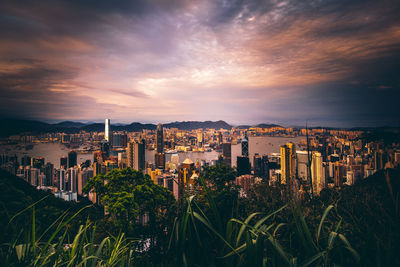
<box><xmin>1</xmin><ymin>0</ymin><xmax>399</xmax><ymax>127</ymax></box>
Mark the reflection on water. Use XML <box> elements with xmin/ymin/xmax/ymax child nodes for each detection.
<box><xmin>0</xmin><ymin>143</ymin><xmax>93</xmax><ymax>168</ymax></box>
<box><xmin>0</xmin><ymin>136</ymin><xmax>305</xmax><ymax>169</ymax></box>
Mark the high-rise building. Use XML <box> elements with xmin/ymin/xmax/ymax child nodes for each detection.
<box><xmin>222</xmin><ymin>143</ymin><xmax>231</xmax><ymax>166</ymax></box>
<box><xmin>280</xmin><ymin>143</ymin><xmax>296</xmax><ymax>185</ymax></box>
<box><xmin>59</xmin><ymin>169</ymin><xmax>66</xmax><ymax>191</ymax></box>
<box><xmin>296</xmin><ymin>151</ymin><xmax>309</xmax><ymax>181</ymax></box>
<box><xmin>127</xmin><ymin>140</ymin><xmax>145</xmax><ymax>171</ymax></box>
<box><xmin>68</xmin><ymin>151</ymin><xmax>77</xmax><ymax>168</ymax></box>
<box><xmin>237</xmin><ymin>156</ymin><xmax>251</xmax><ymax>175</ymax></box>
<box><xmin>68</xmin><ymin>168</ymin><xmax>78</xmax><ymax>193</ymax></box>
<box><xmin>156</xmin><ymin>123</ymin><xmax>164</xmax><ymax>153</ymax></box>
<box><xmin>374</xmin><ymin>150</ymin><xmax>387</xmax><ymax>171</ymax></box>
<box><xmin>334</xmin><ymin>162</ymin><xmax>345</xmax><ymax>188</ymax></box>
<box><xmin>217</xmin><ymin>132</ymin><xmax>223</xmax><ymax>145</ymax></box>
<box><xmin>155</xmin><ymin>153</ymin><xmax>166</xmax><ymax>170</ymax></box>
<box><xmin>78</xmin><ymin>168</ymin><xmax>93</xmax><ymax>195</ymax></box>
<box><xmin>31</xmin><ymin>157</ymin><xmax>45</xmax><ymax>169</ymax></box>
<box><xmin>253</xmin><ymin>154</ymin><xmax>263</xmax><ymax>177</ymax></box>
<box><xmin>311</xmin><ymin>152</ymin><xmax>326</xmax><ymax>195</ymax></box>
<box><xmin>105</xmin><ymin>119</ymin><xmax>111</xmax><ymax>142</ymax></box>
<box><xmin>60</xmin><ymin>156</ymin><xmax>67</xmax><ymax>169</ymax></box>
<box><xmin>30</xmin><ymin>168</ymin><xmax>39</xmax><ymax>186</ymax></box>
<box><xmin>44</xmin><ymin>162</ymin><xmax>54</xmax><ymax>186</ymax></box>
<box><xmin>262</xmin><ymin>155</ymin><xmax>270</xmax><ymax>181</ymax></box>
<box><xmin>101</xmin><ymin>141</ymin><xmax>110</xmax><ymax>158</ymax></box>
<box><xmin>241</xmin><ymin>135</ymin><xmax>249</xmax><ymax>157</ymax></box>
<box><xmin>112</xmin><ymin>133</ymin><xmax>122</xmax><ymax>147</ymax></box>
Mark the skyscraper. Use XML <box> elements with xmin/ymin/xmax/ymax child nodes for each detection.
<box><xmin>280</xmin><ymin>143</ymin><xmax>296</xmax><ymax>185</ymax></box>
<box><xmin>60</xmin><ymin>156</ymin><xmax>67</xmax><ymax>169</ymax></box>
<box><xmin>222</xmin><ymin>143</ymin><xmax>232</xmax><ymax>166</ymax></box>
<box><xmin>241</xmin><ymin>135</ymin><xmax>249</xmax><ymax>157</ymax></box>
<box><xmin>59</xmin><ymin>168</ymin><xmax>66</xmax><ymax>191</ymax></box>
<box><xmin>105</xmin><ymin>119</ymin><xmax>110</xmax><ymax>142</ymax></box>
<box><xmin>68</xmin><ymin>168</ymin><xmax>78</xmax><ymax>193</ymax></box>
<box><xmin>127</xmin><ymin>140</ymin><xmax>145</xmax><ymax>171</ymax></box>
<box><xmin>68</xmin><ymin>151</ymin><xmax>77</xmax><ymax>168</ymax></box>
<box><xmin>156</xmin><ymin>123</ymin><xmax>164</xmax><ymax>153</ymax></box>
<box><xmin>44</xmin><ymin>162</ymin><xmax>54</xmax><ymax>186</ymax></box>
<box><xmin>155</xmin><ymin>153</ymin><xmax>166</xmax><ymax>170</ymax></box>
<box><xmin>311</xmin><ymin>152</ymin><xmax>325</xmax><ymax>196</ymax></box>
<box><xmin>237</xmin><ymin>156</ymin><xmax>251</xmax><ymax>175</ymax></box>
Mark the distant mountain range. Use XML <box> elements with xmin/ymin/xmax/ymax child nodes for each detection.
<box><xmin>0</xmin><ymin>119</ymin><xmax>283</xmax><ymax>137</ymax></box>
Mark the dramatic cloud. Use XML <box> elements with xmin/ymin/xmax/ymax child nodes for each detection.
<box><xmin>0</xmin><ymin>0</ymin><xmax>399</xmax><ymax>126</ymax></box>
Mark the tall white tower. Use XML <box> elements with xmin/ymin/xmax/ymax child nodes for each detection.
<box><xmin>105</xmin><ymin>119</ymin><xmax>110</xmax><ymax>142</ymax></box>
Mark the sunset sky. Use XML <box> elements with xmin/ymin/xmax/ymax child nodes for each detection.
<box><xmin>0</xmin><ymin>0</ymin><xmax>399</xmax><ymax>127</ymax></box>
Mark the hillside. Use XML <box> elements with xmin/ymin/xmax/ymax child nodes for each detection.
<box><xmin>0</xmin><ymin>169</ymin><xmax>102</xmax><ymax>244</ymax></box>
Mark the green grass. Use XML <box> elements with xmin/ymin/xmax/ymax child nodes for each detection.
<box><xmin>1</xmin><ymin>168</ymin><xmax>399</xmax><ymax>266</ymax></box>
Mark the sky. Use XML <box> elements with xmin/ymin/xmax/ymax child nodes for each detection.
<box><xmin>0</xmin><ymin>0</ymin><xmax>399</xmax><ymax>127</ymax></box>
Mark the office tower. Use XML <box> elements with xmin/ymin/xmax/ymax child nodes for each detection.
<box><xmin>121</xmin><ymin>134</ymin><xmax>128</xmax><ymax>148</ymax></box>
<box><xmin>112</xmin><ymin>133</ymin><xmax>122</xmax><ymax>147</ymax></box>
<box><xmin>262</xmin><ymin>155</ymin><xmax>270</xmax><ymax>181</ymax></box>
<box><xmin>31</xmin><ymin>157</ymin><xmax>45</xmax><ymax>169</ymax></box>
<box><xmin>59</xmin><ymin>169</ymin><xmax>66</xmax><ymax>191</ymax></box>
<box><xmin>280</xmin><ymin>143</ymin><xmax>296</xmax><ymax>185</ymax></box>
<box><xmin>311</xmin><ymin>152</ymin><xmax>325</xmax><ymax>196</ymax></box>
<box><xmin>127</xmin><ymin>140</ymin><xmax>145</xmax><ymax>170</ymax></box>
<box><xmin>24</xmin><ymin>166</ymin><xmax>31</xmax><ymax>183</ymax></box>
<box><xmin>253</xmin><ymin>154</ymin><xmax>263</xmax><ymax>177</ymax></box>
<box><xmin>68</xmin><ymin>168</ymin><xmax>78</xmax><ymax>193</ymax></box>
<box><xmin>155</xmin><ymin>153</ymin><xmax>166</xmax><ymax>170</ymax></box>
<box><xmin>237</xmin><ymin>156</ymin><xmax>251</xmax><ymax>175</ymax></box>
<box><xmin>44</xmin><ymin>162</ymin><xmax>54</xmax><ymax>186</ymax></box>
<box><xmin>92</xmin><ymin>162</ymin><xmax>102</xmax><ymax>176</ymax></box>
<box><xmin>60</xmin><ymin>156</ymin><xmax>67</xmax><ymax>169</ymax></box>
<box><xmin>68</xmin><ymin>151</ymin><xmax>77</xmax><ymax>168</ymax></box>
<box><xmin>101</xmin><ymin>140</ymin><xmax>110</xmax><ymax>157</ymax></box>
<box><xmin>217</xmin><ymin>132</ymin><xmax>223</xmax><ymax>145</ymax></box>
<box><xmin>30</xmin><ymin>168</ymin><xmax>39</xmax><ymax>186</ymax></box>
<box><xmin>222</xmin><ymin>143</ymin><xmax>231</xmax><ymax>166</ymax></box>
<box><xmin>105</xmin><ymin>119</ymin><xmax>110</xmax><ymax>142</ymax></box>
<box><xmin>38</xmin><ymin>173</ymin><xmax>46</xmax><ymax>187</ymax></box>
<box><xmin>241</xmin><ymin>135</ymin><xmax>249</xmax><ymax>157</ymax></box>
<box><xmin>296</xmin><ymin>151</ymin><xmax>309</xmax><ymax>181</ymax></box>
<box><xmin>156</xmin><ymin>123</ymin><xmax>164</xmax><ymax>153</ymax></box>
<box><xmin>334</xmin><ymin>162</ymin><xmax>345</xmax><ymax>188</ymax></box>
<box><xmin>78</xmin><ymin>168</ymin><xmax>93</xmax><ymax>195</ymax></box>
<box><xmin>374</xmin><ymin>150</ymin><xmax>387</xmax><ymax>171</ymax></box>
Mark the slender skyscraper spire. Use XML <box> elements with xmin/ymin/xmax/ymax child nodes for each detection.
<box><xmin>105</xmin><ymin>119</ymin><xmax>110</xmax><ymax>142</ymax></box>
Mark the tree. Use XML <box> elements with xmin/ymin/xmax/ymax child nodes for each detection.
<box><xmin>200</xmin><ymin>163</ymin><xmax>237</xmax><ymax>191</ymax></box>
<box><xmin>195</xmin><ymin>164</ymin><xmax>240</xmax><ymax>226</ymax></box>
<box><xmin>83</xmin><ymin>168</ymin><xmax>176</xmax><ymax>250</ymax></box>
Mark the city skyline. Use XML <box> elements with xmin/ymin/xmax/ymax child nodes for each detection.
<box><xmin>1</xmin><ymin>0</ymin><xmax>399</xmax><ymax>127</ymax></box>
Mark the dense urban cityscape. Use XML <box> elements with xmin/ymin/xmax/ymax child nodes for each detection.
<box><xmin>1</xmin><ymin>0</ymin><xmax>400</xmax><ymax>265</ymax></box>
<box><xmin>1</xmin><ymin>119</ymin><xmax>398</xmax><ymax>203</ymax></box>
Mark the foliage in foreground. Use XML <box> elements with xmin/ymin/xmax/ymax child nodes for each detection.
<box><xmin>1</xmin><ymin>167</ymin><xmax>399</xmax><ymax>266</ymax></box>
